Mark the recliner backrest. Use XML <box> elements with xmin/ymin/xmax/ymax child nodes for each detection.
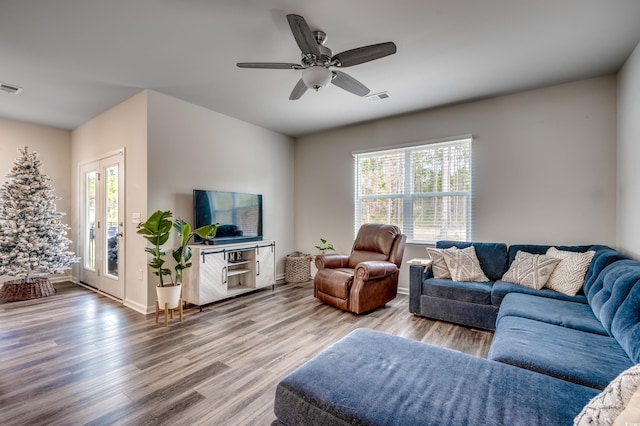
<box><xmin>348</xmin><ymin>224</ymin><xmax>402</xmax><ymax>269</ymax></box>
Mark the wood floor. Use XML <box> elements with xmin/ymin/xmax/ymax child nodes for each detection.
<box><xmin>0</xmin><ymin>280</ymin><xmax>493</xmax><ymax>425</ymax></box>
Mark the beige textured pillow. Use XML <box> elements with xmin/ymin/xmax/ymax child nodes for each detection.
<box><xmin>502</xmin><ymin>251</ymin><xmax>561</xmax><ymax>290</ymax></box>
<box><xmin>545</xmin><ymin>248</ymin><xmax>595</xmax><ymax>296</ymax></box>
<box><xmin>442</xmin><ymin>246</ymin><xmax>489</xmax><ymax>282</ymax></box>
<box><xmin>575</xmin><ymin>364</ymin><xmax>640</xmax><ymax>425</ymax></box>
<box><xmin>426</xmin><ymin>247</ymin><xmax>452</xmax><ymax>279</ymax></box>
<box><xmin>613</xmin><ymin>386</ymin><xmax>640</xmax><ymax>425</ymax></box>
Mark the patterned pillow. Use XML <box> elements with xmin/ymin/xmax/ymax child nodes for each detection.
<box><xmin>545</xmin><ymin>248</ymin><xmax>595</xmax><ymax>296</ymax></box>
<box><xmin>442</xmin><ymin>246</ymin><xmax>489</xmax><ymax>282</ymax></box>
<box><xmin>575</xmin><ymin>364</ymin><xmax>640</xmax><ymax>425</ymax></box>
<box><xmin>501</xmin><ymin>251</ymin><xmax>561</xmax><ymax>290</ymax></box>
<box><xmin>426</xmin><ymin>247</ymin><xmax>451</xmax><ymax>279</ymax></box>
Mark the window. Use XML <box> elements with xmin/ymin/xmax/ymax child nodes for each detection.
<box><xmin>354</xmin><ymin>136</ymin><xmax>472</xmax><ymax>243</ymax></box>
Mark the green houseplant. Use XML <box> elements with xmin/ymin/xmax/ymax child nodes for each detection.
<box><xmin>137</xmin><ymin>210</ymin><xmax>217</xmax><ymax>308</ymax></box>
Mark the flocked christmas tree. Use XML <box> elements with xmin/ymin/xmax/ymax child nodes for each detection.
<box><xmin>0</xmin><ymin>146</ymin><xmax>79</xmax><ymax>301</ymax></box>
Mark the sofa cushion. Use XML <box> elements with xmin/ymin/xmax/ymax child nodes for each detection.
<box><xmin>489</xmin><ymin>316</ymin><xmax>634</xmax><ymax>390</ymax></box>
<box><xmin>611</xmin><ymin>277</ymin><xmax>640</xmax><ymax>364</ymax></box>
<box><xmin>273</xmin><ymin>328</ymin><xmax>599</xmax><ymax>426</ymax></box>
<box><xmin>585</xmin><ymin>260</ymin><xmax>640</xmax><ymax>337</ymax></box>
<box><xmin>583</xmin><ymin>246</ymin><xmax>627</xmax><ymax>296</ymax></box>
<box><xmin>501</xmin><ymin>250</ymin><xmax>561</xmax><ymax>290</ymax></box>
<box><xmin>436</xmin><ymin>241</ymin><xmax>508</xmax><ymax>281</ymax></box>
<box><xmin>574</xmin><ymin>364</ymin><xmax>640</xmax><ymax>426</ymax></box>
<box><xmin>497</xmin><ymin>293</ymin><xmax>607</xmax><ymax>335</ymax></box>
<box><xmin>423</xmin><ymin>278</ymin><xmax>493</xmax><ymax>305</ymax></box>
<box><xmin>425</xmin><ymin>247</ymin><xmax>451</xmax><ymax>279</ymax></box>
<box><xmin>544</xmin><ymin>247</ymin><xmax>595</xmax><ymax>296</ymax></box>
<box><xmin>442</xmin><ymin>246</ymin><xmax>490</xmax><ymax>282</ymax></box>
<box><xmin>491</xmin><ymin>280</ymin><xmax>588</xmax><ymax>306</ymax></box>
<box><xmin>507</xmin><ymin>244</ymin><xmax>593</xmax><ymax>265</ymax></box>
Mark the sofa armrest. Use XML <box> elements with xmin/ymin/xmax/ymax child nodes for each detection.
<box><xmin>315</xmin><ymin>254</ymin><xmax>349</xmax><ymax>270</ymax></box>
<box><xmin>355</xmin><ymin>261</ymin><xmax>398</xmax><ymax>280</ymax></box>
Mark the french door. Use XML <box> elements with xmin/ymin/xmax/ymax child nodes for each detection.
<box><xmin>79</xmin><ymin>151</ymin><xmax>125</xmax><ymax>299</ymax></box>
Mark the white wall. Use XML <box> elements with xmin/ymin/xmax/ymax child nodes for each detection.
<box><xmin>295</xmin><ymin>76</ymin><xmax>618</xmax><ymax>292</ymax></box>
<box><xmin>71</xmin><ymin>91</ymin><xmax>148</xmax><ymax>312</ymax></box>
<box><xmin>617</xmin><ymin>40</ymin><xmax>640</xmax><ymax>258</ymax></box>
<box><xmin>0</xmin><ymin>118</ymin><xmax>72</xmax><ymax>283</ymax></box>
<box><xmin>147</xmin><ymin>91</ymin><xmax>295</xmax><ymax>307</ymax></box>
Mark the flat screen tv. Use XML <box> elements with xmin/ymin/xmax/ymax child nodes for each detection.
<box><xmin>193</xmin><ymin>189</ymin><xmax>263</xmax><ymax>245</ymax></box>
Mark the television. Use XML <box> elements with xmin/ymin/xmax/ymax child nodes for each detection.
<box><xmin>193</xmin><ymin>189</ymin><xmax>263</xmax><ymax>245</ymax></box>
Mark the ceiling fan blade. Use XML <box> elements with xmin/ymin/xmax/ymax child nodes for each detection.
<box><xmin>289</xmin><ymin>78</ymin><xmax>308</xmax><ymax>100</ymax></box>
<box><xmin>332</xmin><ymin>42</ymin><xmax>397</xmax><ymax>67</ymax></box>
<box><xmin>331</xmin><ymin>71</ymin><xmax>370</xmax><ymax>97</ymax></box>
<box><xmin>286</xmin><ymin>14</ymin><xmax>321</xmax><ymax>56</ymax></box>
<box><xmin>237</xmin><ymin>62</ymin><xmax>301</xmax><ymax>69</ymax></box>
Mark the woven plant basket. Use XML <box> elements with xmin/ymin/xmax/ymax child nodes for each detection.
<box><xmin>285</xmin><ymin>252</ymin><xmax>311</xmax><ymax>283</ymax></box>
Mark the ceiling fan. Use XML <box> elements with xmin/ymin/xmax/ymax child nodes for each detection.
<box><xmin>237</xmin><ymin>14</ymin><xmax>397</xmax><ymax>100</ymax></box>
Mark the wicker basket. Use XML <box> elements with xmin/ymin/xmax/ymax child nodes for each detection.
<box><xmin>285</xmin><ymin>252</ymin><xmax>311</xmax><ymax>283</ymax></box>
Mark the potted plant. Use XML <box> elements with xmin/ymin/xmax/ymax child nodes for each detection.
<box><xmin>314</xmin><ymin>238</ymin><xmax>335</xmax><ymax>256</ymax></box>
<box><xmin>136</xmin><ymin>210</ymin><xmax>217</xmax><ymax>309</ymax></box>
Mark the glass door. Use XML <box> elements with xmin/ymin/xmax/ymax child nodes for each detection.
<box><xmin>79</xmin><ymin>151</ymin><xmax>125</xmax><ymax>299</ymax></box>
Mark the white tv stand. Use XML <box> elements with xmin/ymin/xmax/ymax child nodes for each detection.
<box><xmin>182</xmin><ymin>240</ymin><xmax>276</xmax><ymax>311</ymax></box>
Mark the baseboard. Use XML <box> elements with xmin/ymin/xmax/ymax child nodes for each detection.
<box><xmin>124</xmin><ymin>298</ymin><xmax>154</xmax><ymax>315</ymax></box>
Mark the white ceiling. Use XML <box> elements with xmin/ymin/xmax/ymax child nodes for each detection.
<box><xmin>1</xmin><ymin>0</ymin><xmax>639</xmax><ymax>138</ymax></box>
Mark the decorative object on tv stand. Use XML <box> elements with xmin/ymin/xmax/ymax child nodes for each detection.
<box><xmin>136</xmin><ymin>210</ymin><xmax>217</xmax><ymax>326</ymax></box>
<box><xmin>0</xmin><ymin>146</ymin><xmax>79</xmax><ymax>302</ymax></box>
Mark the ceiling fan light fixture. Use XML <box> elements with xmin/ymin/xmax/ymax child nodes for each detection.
<box><xmin>302</xmin><ymin>66</ymin><xmax>332</xmax><ymax>91</ymax></box>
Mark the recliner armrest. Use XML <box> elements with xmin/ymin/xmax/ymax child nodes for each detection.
<box><xmin>316</xmin><ymin>254</ymin><xmax>350</xmax><ymax>270</ymax></box>
<box><xmin>355</xmin><ymin>261</ymin><xmax>398</xmax><ymax>280</ymax></box>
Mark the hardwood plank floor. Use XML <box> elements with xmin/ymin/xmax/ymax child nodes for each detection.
<box><xmin>0</xmin><ymin>281</ymin><xmax>493</xmax><ymax>425</ymax></box>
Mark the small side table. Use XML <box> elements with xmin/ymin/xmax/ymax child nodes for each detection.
<box><xmin>406</xmin><ymin>258</ymin><xmax>432</xmax><ymax>270</ymax></box>
<box><xmin>155</xmin><ymin>298</ymin><xmax>184</xmax><ymax>327</ymax></box>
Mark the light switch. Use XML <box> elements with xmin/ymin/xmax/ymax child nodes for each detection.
<box><xmin>132</xmin><ymin>212</ymin><xmax>141</xmax><ymax>224</ymax></box>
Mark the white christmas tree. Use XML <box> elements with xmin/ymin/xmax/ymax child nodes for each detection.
<box><xmin>0</xmin><ymin>146</ymin><xmax>79</xmax><ymax>290</ymax></box>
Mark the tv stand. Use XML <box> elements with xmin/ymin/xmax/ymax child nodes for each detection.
<box><xmin>182</xmin><ymin>240</ymin><xmax>276</xmax><ymax>311</ymax></box>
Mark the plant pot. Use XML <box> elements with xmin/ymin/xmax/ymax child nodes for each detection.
<box><xmin>156</xmin><ymin>284</ymin><xmax>181</xmax><ymax>310</ymax></box>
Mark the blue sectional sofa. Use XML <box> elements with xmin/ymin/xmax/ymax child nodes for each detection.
<box><xmin>272</xmin><ymin>241</ymin><xmax>640</xmax><ymax>425</ymax></box>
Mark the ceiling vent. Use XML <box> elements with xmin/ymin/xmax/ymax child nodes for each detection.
<box><xmin>0</xmin><ymin>82</ymin><xmax>23</xmax><ymax>94</ymax></box>
<box><xmin>366</xmin><ymin>91</ymin><xmax>390</xmax><ymax>102</ymax></box>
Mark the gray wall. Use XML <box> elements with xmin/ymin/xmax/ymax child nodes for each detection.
<box><xmin>147</xmin><ymin>91</ymin><xmax>295</xmax><ymax>306</ymax></box>
<box><xmin>294</xmin><ymin>76</ymin><xmax>618</xmax><ymax>292</ymax></box>
<box><xmin>617</xmin><ymin>40</ymin><xmax>640</xmax><ymax>258</ymax></box>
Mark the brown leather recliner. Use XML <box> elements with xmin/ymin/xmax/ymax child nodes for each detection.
<box><xmin>314</xmin><ymin>224</ymin><xmax>407</xmax><ymax>314</ymax></box>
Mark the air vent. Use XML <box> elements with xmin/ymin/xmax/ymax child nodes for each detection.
<box><xmin>0</xmin><ymin>83</ymin><xmax>23</xmax><ymax>94</ymax></box>
<box><xmin>366</xmin><ymin>91</ymin><xmax>390</xmax><ymax>102</ymax></box>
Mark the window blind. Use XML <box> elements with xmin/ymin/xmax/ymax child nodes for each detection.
<box><xmin>354</xmin><ymin>137</ymin><xmax>472</xmax><ymax>242</ymax></box>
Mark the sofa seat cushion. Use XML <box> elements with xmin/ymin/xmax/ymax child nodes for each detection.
<box><xmin>422</xmin><ymin>278</ymin><xmax>493</xmax><ymax>305</ymax></box>
<box><xmin>314</xmin><ymin>269</ymin><xmax>353</xmax><ymax>300</ymax></box>
<box><xmin>497</xmin><ymin>293</ymin><xmax>608</xmax><ymax>335</ymax></box>
<box><xmin>274</xmin><ymin>328</ymin><xmax>599</xmax><ymax>426</ymax></box>
<box><xmin>491</xmin><ymin>280</ymin><xmax>587</xmax><ymax>306</ymax></box>
<box><xmin>489</xmin><ymin>316</ymin><xmax>634</xmax><ymax>390</ymax></box>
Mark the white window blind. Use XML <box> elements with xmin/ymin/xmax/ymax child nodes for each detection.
<box><xmin>354</xmin><ymin>137</ymin><xmax>472</xmax><ymax>242</ymax></box>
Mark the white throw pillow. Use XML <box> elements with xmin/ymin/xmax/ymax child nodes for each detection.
<box><xmin>575</xmin><ymin>364</ymin><xmax>640</xmax><ymax>425</ymax></box>
<box><xmin>442</xmin><ymin>246</ymin><xmax>489</xmax><ymax>282</ymax></box>
<box><xmin>426</xmin><ymin>247</ymin><xmax>452</xmax><ymax>279</ymax></box>
<box><xmin>501</xmin><ymin>251</ymin><xmax>561</xmax><ymax>290</ymax></box>
<box><xmin>545</xmin><ymin>248</ymin><xmax>595</xmax><ymax>296</ymax></box>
